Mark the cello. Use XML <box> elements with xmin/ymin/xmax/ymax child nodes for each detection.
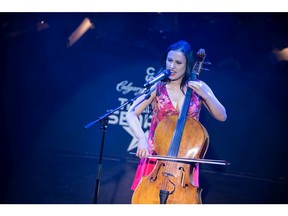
<box><xmin>131</xmin><ymin>49</ymin><xmax>228</xmax><ymax>204</ymax></box>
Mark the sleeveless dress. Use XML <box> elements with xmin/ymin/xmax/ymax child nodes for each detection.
<box><xmin>131</xmin><ymin>81</ymin><xmax>202</xmax><ymax>190</ymax></box>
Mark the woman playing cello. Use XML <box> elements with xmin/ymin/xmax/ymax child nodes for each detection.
<box><xmin>126</xmin><ymin>40</ymin><xmax>227</xmax><ymax>204</ymax></box>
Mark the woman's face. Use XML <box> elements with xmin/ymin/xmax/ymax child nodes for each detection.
<box><xmin>166</xmin><ymin>50</ymin><xmax>187</xmax><ymax>81</ymax></box>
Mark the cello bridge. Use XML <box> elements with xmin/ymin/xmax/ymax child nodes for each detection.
<box><xmin>162</xmin><ymin>172</ymin><xmax>176</xmax><ymax>178</ymax></box>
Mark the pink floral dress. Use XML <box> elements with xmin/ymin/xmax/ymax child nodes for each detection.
<box><xmin>131</xmin><ymin>81</ymin><xmax>202</xmax><ymax>190</ymax></box>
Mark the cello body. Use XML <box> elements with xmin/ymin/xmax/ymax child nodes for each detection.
<box><xmin>131</xmin><ymin>115</ymin><xmax>209</xmax><ymax>204</ymax></box>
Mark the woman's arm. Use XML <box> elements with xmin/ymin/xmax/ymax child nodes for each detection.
<box><xmin>126</xmin><ymin>86</ymin><xmax>157</xmax><ymax>158</ymax></box>
<box><xmin>188</xmin><ymin>80</ymin><xmax>227</xmax><ymax>122</ymax></box>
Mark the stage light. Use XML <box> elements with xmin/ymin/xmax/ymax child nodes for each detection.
<box><xmin>3</xmin><ymin>20</ymin><xmax>49</xmax><ymax>38</ymax></box>
<box><xmin>67</xmin><ymin>17</ymin><xmax>94</xmax><ymax>48</ymax></box>
<box><xmin>273</xmin><ymin>47</ymin><xmax>288</xmax><ymax>61</ymax></box>
<box><xmin>37</xmin><ymin>21</ymin><xmax>49</xmax><ymax>31</ymax></box>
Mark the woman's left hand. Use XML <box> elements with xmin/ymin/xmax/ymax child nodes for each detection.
<box><xmin>187</xmin><ymin>80</ymin><xmax>210</xmax><ymax>100</ymax></box>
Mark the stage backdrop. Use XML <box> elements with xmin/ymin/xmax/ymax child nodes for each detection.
<box><xmin>1</xmin><ymin>12</ymin><xmax>288</xmax><ymax>204</ymax></box>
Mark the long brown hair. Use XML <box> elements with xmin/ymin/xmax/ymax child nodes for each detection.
<box><xmin>160</xmin><ymin>40</ymin><xmax>194</xmax><ymax>92</ymax></box>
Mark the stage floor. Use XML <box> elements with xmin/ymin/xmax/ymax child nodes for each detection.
<box><xmin>3</xmin><ymin>149</ymin><xmax>288</xmax><ymax>204</ymax></box>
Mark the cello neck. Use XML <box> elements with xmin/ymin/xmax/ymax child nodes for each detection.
<box><xmin>167</xmin><ymin>81</ymin><xmax>193</xmax><ymax>157</ymax></box>
<box><xmin>167</xmin><ymin>49</ymin><xmax>206</xmax><ymax>157</ymax></box>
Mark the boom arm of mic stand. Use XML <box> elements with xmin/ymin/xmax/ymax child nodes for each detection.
<box><xmin>84</xmin><ymin>87</ymin><xmax>153</xmax><ymax>129</ymax></box>
<box><xmin>130</xmin><ymin>87</ymin><xmax>154</xmax><ymax>112</ymax></box>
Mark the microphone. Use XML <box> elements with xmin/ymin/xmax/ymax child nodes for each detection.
<box><xmin>144</xmin><ymin>69</ymin><xmax>171</xmax><ymax>88</ymax></box>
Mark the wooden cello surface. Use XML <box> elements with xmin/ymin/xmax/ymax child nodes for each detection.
<box><xmin>131</xmin><ymin>115</ymin><xmax>209</xmax><ymax>204</ymax></box>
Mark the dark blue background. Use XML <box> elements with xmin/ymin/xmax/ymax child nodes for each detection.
<box><xmin>1</xmin><ymin>12</ymin><xmax>288</xmax><ymax>204</ymax></box>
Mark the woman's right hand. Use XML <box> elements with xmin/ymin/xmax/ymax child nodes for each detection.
<box><xmin>136</xmin><ymin>137</ymin><xmax>149</xmax><ymax>158</ymax></box>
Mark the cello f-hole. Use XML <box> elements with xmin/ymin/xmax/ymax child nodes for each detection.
<box><xmin>150</xmin><ymin>163</ymin><xmax>165</xmax><ymax>182</ymax></box>
<box><xmin>179</xmin><ymin>167</ymin><xmax>188</xmax><ymax>188</ymax></box>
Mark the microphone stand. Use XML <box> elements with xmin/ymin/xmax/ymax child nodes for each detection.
<box><xmin>84</xmin><ymin>86</ymin><xmax>153</xmax><ymax>204</ymax></box>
